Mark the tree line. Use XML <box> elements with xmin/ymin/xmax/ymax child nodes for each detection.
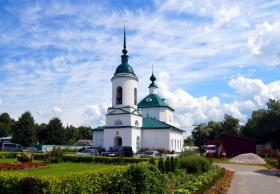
<box><xmin>0</xmin><ymin>111</ymin><xmax>92</xmax><ymax>146</ymax></box>
<box><xmin>187</xmin><ymin>99</ymin><xmax>280</xmax><ymax>149</ymax></box>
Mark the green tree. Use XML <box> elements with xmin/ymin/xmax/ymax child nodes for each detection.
<box><xmin>184</xmin><ymin>137</ymin><xmax>194</xmax><ymax>146</ymax></box>
<box><xmin>158</xmin><ymin>158</ymin><xmax>165</xmax><ymax>172</ymax></box>
<box><xmin>77</xmin><ymin>126</ymin><xmax>92</xmax><ymax>140</ymax></box>
<box><xmin>221</xmin><ymin>114</ymin><xmax>240</xmax><ymax>135</ymax></box>
<box><xmin>12</xmin><ymin>111</ymin><xmax>36</xmax><ymax>146</ymax></box>
<box><xmin>165</xmin><ymin>157</ymin><xmax>170</xmax><ymax>172</ymax></box>
<box><xmin>44</xmin><ymin>118</ymin><xmax>65</xmax><ymax>145</ymax></box>
<box><xmin>63</xmin><ymin>125</ymin><xmax>79</xmax><ymax>145</ymax></box>
<box><xmin>0</xmin><ymin>113</ymin><xmax>14</xmax><ymax>137</ymax></box>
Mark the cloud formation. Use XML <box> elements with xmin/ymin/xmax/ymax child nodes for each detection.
<box><xmin>0</xmin><ymin>1</ymin><xmax>279</xmax><ymax>133</ymax></box>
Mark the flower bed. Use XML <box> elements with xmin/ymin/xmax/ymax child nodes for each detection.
<box><xmin>0</xmin><ymin>162</ymin><xmax>48</xmax><ymax>170</ymax></box>
<box><xmin>205</xmin><ymin>168</ymin><xmax>234</xmax><ymax>194</ymax></box>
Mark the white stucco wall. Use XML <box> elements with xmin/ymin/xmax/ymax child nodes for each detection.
<box><xmin>170</xmin><ymin>130</ymin><xmax>184</xmax><ymax>152</ymax></box>
<box><xmin>141</xmin><ymin>107</ymin><xmax>174</xmax><ymax>124</ymax></box>
<box><xmin>131</xmin><ymin>128</ymin><xmax>142</xmax><ymax>152</ymax></box>
<box><xmin>103</xmin><ymin>128</ymin><xmax>132</xmax><ymax>151</ymax></box>
<box><xmin>141</xmin><ymin>129</ymin><xmax>170</xmax><ymax>150</ymax></box>
<box><xmin>112</xmin><ymin>73</ymin><xmax>138</xmax><ymax>108</ymax></box>
<box><xmin>106</xmin><ymin>113</ymin><xmax>142</xmax><ymax>127</ymax></box>
<box><xmin>92</xmin><ymin>131</ymin><xmax>104</xmax><ymax>147</ymax></box>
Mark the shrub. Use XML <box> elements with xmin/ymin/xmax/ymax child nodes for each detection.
<box><xmin>17</xmin><ymin>153</ymin><xmax>33</xmax><ymax>163</ymax></box>
<box><xmin>102</xmin><ymin>163</ymin><xmax>167</xmax><ymax>193</ymax></box>
<box><xmin>149</xmin><ymin>157</ymin><xmax>156</xmax><ymax>165</ymax></box>
<box><xmin>158</xmin><ymin>157</ymin><xmax>165</xmax><ymax>172</ymax></box>
<box><xmin>47</xmin><ymin>148</ymin><xmax>64</xmax><ymax>163</ymax></box>
<box><xmin>178</xmin><ymin>155</ymin><xmax>211</xmax><ymax>173</ymax></box>
<box><xmin>63</xmin><ymin>154</ymin><xmax>150</xmax><ymax>164</ymax></box>
<box><xmin>165</xmin><ymin>157</ymin><xmax>171</xmax><ymax>172</ymax></box>
<box><xmin>170</xmin><ymin>157</ymin><xmax>177</xmax><ymax>172</ymax></box>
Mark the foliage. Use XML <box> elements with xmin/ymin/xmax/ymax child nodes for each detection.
<box><xmin>192</xmin><ymin>115</ymin><xmax>240</xmax><ymax>147</ymax></box>
<box><xmin>149</xmin><ymin>157</ymin><xmax>156</xmax><ymax>165</ymax></box>
<box><xmin>175</xmin><ymin>166</ymin><xmax>222</xmax><ymax>194</ymax></box>
<box><xmin>47</xmin><ymin>147</ymin><xmax>64</xmax><ymax>163</ymax></box>
<box><xmin>184</xmin><ymin>137</ymin><xmax>194</xmax><ymax>146</ymax></box>
<box><xmin>12</xmin><ymin>112</ymin><xmax>37</xmax><ymax>146</ymax></box>
<box><xmin>165</xmin><ymin>157</ymin><xmax>171</xmax><ymax>172</ymax></box>
<box><xmin>0</xmin><ymin>113</ymin><xmax>14</xmax><ymax>137</ymax></box>
<box><xmin>0</xmin><ymin>163</ymin><xmax>167</xmax><ymax>194</ymax></box>
<box><xmin>63</xmin><ymin>154</ymin><xmax>150</xmax><ymax>164</ymax></box>
<box><xmin>205</xmin><ymin>168</ymin><xmax>233</xmax><ymax>194</ymax></box>
<box><xmin>178</xmin><ymin>155</ymin><xmax>212</xmax><ymax>173</ymax></box>
<box><xmin>170</xmin><ymin>157</ymin><xmax>177</xmax><ymax>172</ymax></box>
<box><xmin>42</xmin><ymin>118</ymin><xmax>65</xmax><ymax>145</ymax></box>
<box><xmin>241</xmin><ymin>99</ymin><xmax>280</xmax><ymax>149</ymax></box>
<box><xmin>17</xmin><ymin>153</ymin><xmax>33</xmax><ymax>163</ymax></box>
<box><xmin>158</xmin><ymin>157</ymin><xmax>165</xmax><ymax>172</ymax></box>
<box><xmin>102</xmin><ymin>163</ymin><xmax>167</xmax><ymax>194</ymax></box>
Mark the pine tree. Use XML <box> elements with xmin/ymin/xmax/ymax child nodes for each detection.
<box><xmin>165</xmin><ymin>157</ymin><xmax>170</xmax><ymax>172</ymax></box>
<box><xmin>158</xmin><ymin>157</ymin><xmax>165</xmax><ymax>172</ymax></box>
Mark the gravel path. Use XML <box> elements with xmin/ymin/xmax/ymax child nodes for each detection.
<box><xmin>217</xmin><ymin>163</ymin><xmax>280</xmax><ymax>194</ymax></box>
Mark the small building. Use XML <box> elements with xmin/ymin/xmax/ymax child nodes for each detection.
<box><xmin>74</xmin><ymin>139</ymin><xmax>93</xmax><ymax>146</ymax></box>
<box><xmin>221</xmin><ymin>134</ymin><xmax>257</xmax><ymax>157</ymax></box>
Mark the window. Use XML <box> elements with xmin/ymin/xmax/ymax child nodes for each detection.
<box><xmin>174</xmin><ymin>140</ymin><xmax>177</xmax><ymax>150</ymax></box>
<box><xmin>134</xmin><ymin>88</ymin><xmax>137</xmax><ymax>105</ymax></box>
<box><xmin>136</xmin><ymin>136</ymin><xmax>140</xmax><ymax>151</ymax></box>
<box><xmin>171</xmin><ymin>139</ymin><xmax>173</xmax><ymax>150</ymax></box>
<box><xmin>135</xmin><ymin>120</ymin><xmax>139</xmax><ymax>126</ymax></box>
<box><xmin>114</xmin><ymin>119</ymin><xmax>123</xmax><ymax>125</ymax></box>
<box><xmin>116</xmin><ymin>86</ymin><xmax>122</xmax><ymax>104</ymax></box>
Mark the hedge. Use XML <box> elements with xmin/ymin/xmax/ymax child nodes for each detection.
<box><xmin>0</xmin><ymin>152</ymin><xmax>152</xmax><ymax>165</ymax></box>
<box><xmin>0</xmin><ymin>164</ymin><xmax>167</xmax><ymax>194</ymax></box>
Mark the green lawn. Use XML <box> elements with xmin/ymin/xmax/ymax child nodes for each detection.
<box><xmin>0</xmin><ymin>158</ymin><xmax>18</xmax><ymax>163</ymax></box>
<box><xmin>0</xmin><ymin>158</ymin><xmax>123</xmax><ymax>177</ymax></box>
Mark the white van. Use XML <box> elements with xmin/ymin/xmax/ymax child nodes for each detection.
<box><xmin>0</xmin><ymin>142</ymin><xmax>23</xmax><ymax>152</ymax></box>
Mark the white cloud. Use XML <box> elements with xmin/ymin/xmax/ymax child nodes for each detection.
<box><xmin>51</xmin><ymin>106</ymin><xmax>63</xmax><ymax>114</ymax></box>
<box><xmin>157</xmin><ymin>72</ymin><xmax>280</xmax><ymax>134</ymax></box>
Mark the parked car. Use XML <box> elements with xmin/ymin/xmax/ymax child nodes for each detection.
<box><xmin>101</xmin><ymin>146</ymin><xmax>133</xmax><ymax>157</ymax></box>
<box><xmin>0</xmin><ymin>142</ymin><xmax>24</xmax><ymax>152</ymax></box>
<box><xmin>141</xmin><ymin>151</ymin><xmax>161</xmax><ymax>158</ymax></box>
<box><xmin>23</xmin><ymin>147</ymin><xmax>42</xmax><ymax>153</ymax></box>
<box><xmin>76</xmin><ymin>149</ymin><xmax>99</xmax><ymax>156</ymax></box>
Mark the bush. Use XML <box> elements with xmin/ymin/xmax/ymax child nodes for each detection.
<box><xmin>102</xmin><ymin>163</ymin><xmax>167</xmax><ymax>193</ymax></box>
<box><xmin>63</xmin><ymin>154</ymin><xmax>150</xmax><ymax>164</ymax></box>
<box><xmin>47</xmin><ymin>148</ymin><xmax>64</xmax><ymax>163</ymax></box>
<box><xmin>149</xmin><ymin>157</ymin><xmax>156</xmax><ymax>165</ymax></box>
<box><xmin>178</xmin><ymin>155</ymin><xmax>211</xmax><ymax>173</ymax></box>
<box><xmin>158</xmin><ymin>157</ymin><xmax>165</xmax><ymax>172</ymax></box>
<box><xmin>170</xmin><ymin>157</ymin><xmax>177</xmax><ymax>172</ymax></box>
<box><xmin>17</xmin><ymin>153</ymin><xmax>33</xmax><ymax>163</ymax></box>
<box><xmin>165</xmin><ymin>157</ymin><xmax>171</xmax><ymax>172</ymax></box>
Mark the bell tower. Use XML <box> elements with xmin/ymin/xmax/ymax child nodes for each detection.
<box><xmin>111</xmin><ymin>26</ymin><xmax>138</xmax><ymax>108</ymax></box>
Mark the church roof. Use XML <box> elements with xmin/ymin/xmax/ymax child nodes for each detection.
<box><xmin>142</xmin><ymin>118</ymin><xmax>184</xmax><ymax>132</ymax></box>
<box><xmin>114</xmin><ymin>26</ymin><xmax>136</xmax><ymax>77</ymax></box>
<box><xmin>92</xmin><ymin>118</ymin><xmax>184</xmax><ymax>133</ymax></box>
<box><xmin>138</xmin><ymin>94</ymin><xmax>174</xmax><ymax>111</ymax></box>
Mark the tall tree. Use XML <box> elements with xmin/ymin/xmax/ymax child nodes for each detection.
<box><xmin>0</xmin><ymin>113</ymin><xmax>14</xmax><ymax>137</ymax></box>
<box><xmin>12</xmin><ymin>111</ymin><xmax>36</xmax><ymax>146</ymax></box>
<box><xmin>221</xmin><ymin>114</ymin><xmax>240</xmax><ymax>136</ymax></box>
<box><xmin>77</xmin><ymin>126</ymin><xmax>92</xmax><ymax>140</ymax></box>
<box><xmin>45</xmin><ymin>118</ymin><xmax>65</xmax><ymax>145</ymax></box>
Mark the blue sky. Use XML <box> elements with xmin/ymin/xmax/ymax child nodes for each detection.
<box><xmin>0</xmin><ymin>0</ymin><xmax>280</xmax><ymax>134</ymax></box>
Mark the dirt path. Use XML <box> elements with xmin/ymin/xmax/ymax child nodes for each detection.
<box><xmin>217</xmin><ymin>163</ymin><xmax>280</xmax><ymax>194</ymax></box>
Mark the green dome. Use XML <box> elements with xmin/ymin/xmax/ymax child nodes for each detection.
<box><xmin>114</xmin><ymin>63</ymin><xmax>135</xmax><ymax>76</ymax></box>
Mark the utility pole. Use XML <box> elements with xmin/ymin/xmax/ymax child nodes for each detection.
<box><xmin>193</xmin><ymin>123</ymin><xmax>206</xmax><ymax>155</ymax></box>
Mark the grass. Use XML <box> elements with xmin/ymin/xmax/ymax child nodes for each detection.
<box><xmin>0</xmin><ymin>158</ymin><xmax>18</xmax><ymax>163</ymax></box>
<box><xmin>0</xmin><ymin>158</ymin><xmax>123</xmax><ymax>177</ymax></box>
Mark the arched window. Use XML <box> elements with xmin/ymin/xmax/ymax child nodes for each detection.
<box><xmin>116</xmin><ymin>86</ymin><xmax>122</xmax><ymax>105</ymax></box>
<box><xmin>136</xmin><ymin>136</ymin><xmax>140</xmax><ymax>151</ymax></box>
<box><xmin>134</xmin><ymin>88</ymin><xmax>137</xmax><ymax>105</ymax></box>
<box><xmin>114</xmin><ymin>119</ymin><xmax>123</xmax><ymax>126</ymax></box>
<box><xmin>135</xmin><ymin>120</ymin><xmax>139</xmax><ymax>126</ymax></box>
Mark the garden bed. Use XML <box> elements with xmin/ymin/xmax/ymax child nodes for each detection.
<box><xmin>0</xmin><ymin>162</ymin><xmax>48</xmax><ymax>170</ymax></box>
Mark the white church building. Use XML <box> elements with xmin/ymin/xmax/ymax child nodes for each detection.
<box><xmin>92</xmin><ymin>28</ymin><xmax>185</xmax><ymax>153</ymax></box>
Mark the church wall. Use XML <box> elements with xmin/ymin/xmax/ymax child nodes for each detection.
<box><xmin>141</xmin><ymin>129</ymin><xmax>170</xmax><ymax>150</ymax></box>
<box><xmin>170</xmin><ymin>130</ymin><xmax>184</xmax><ymax>152</ymax></box>
<box><xmin>159</xmin><ymin>108</ymin><xmax>174</xmax><ymax>125</ymax></box>
<box><xmin>92</xmin><ymin>131</ymin><xmax>104</xmax><ymax>147</ymax></box>
<box><xmin>131</xmin><ymin>128</ymin><xmax>142</xmax><ymax>152</ymax></box>
<box><xmin>103</xmin><ymin>128</ymin><xmax>132</xmax><ymax>151</ymax></box>
<box><xmin>140</xmin><ymin>107</ymin><xmax>174</xmax><ymax>124</ymax></box>
<box><xmin>112</xmin><ymin>75</ymin><xmax>138</xmax><ymax>108</ymax></box>
<box><xmin>106</xmin><ymin>114</ymin><xmax>142</xmax><ymax>127</ymax></box>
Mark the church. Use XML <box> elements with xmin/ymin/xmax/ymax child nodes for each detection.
<box><xmin>92</xmin><ymin>28</ymin><xmax>185</xmax><ymax>153</ymax></box>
